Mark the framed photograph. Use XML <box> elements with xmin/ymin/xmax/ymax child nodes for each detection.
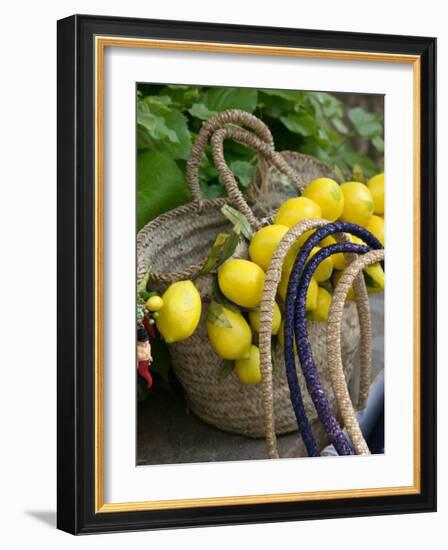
<box><xmin>57</xmin><ymin>14</ymin><xmax>436</xmax><ymax>534</ymax></box>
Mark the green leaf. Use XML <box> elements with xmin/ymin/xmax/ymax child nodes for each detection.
<box><xmin>202</xmin><ymin>87</ymin><xmax>258</xmax><ymax>113</ymax></box>
<box><xmin>221</xmin><ymin>204</ymin><xmax>253</xmax><ymax>240</ymax></box>
<box><xmin>218</xmin><ymin>360</ymin><xmax>235</xmax><ymax>381</ymax></box>
<box><xmin>150</xmin><ymin>110</ymin><xmax>192</xmax><ymax>160</ymax></box>
<box><xmin>228</xmin><ymin>160</ymin><xmax>256</xmax><ymax>188</ymax></box>
<box><xmin>352</xmin><ymin>164</ymin><xmax>365</xmax><ymax>183</ymax></box>
<box><xmin>331</xmin><ymin>164</ymin><xmax>346</xmax><ymax>183</ymax></box>
<box><xmin>338</xmin><ymin>144</ymin><xmax>378</xmax><ymax>178</ymax></box>
<box><xmin>206</xmin><ymin>300</ymin><xmax>233</xmax><ymax>327</ymax></box>
<box><xmin>371</xmin><ymin>135</ymin><xmax>385</xmax><ymax>153</ymax></box>
<box><xmin>160</xmin><ymin>85</ymin><xmax>201</xmax><ymax>107</ymax></box>
<box><xmin>348</xmin><ymin>106</ymin><xmax>383</xmax><ymax>138</ymax></box>
<box><xmin>260</xmin><ymin>89</ymin><xmax>305</xmax><ymax>103</ymax></box>
<box><xmin>200</xmin><ymin>181</ymin><xmax>226</xmax><ymax>198</ymax></box>
<box><xmin>280</xmin><ymin>112</ymin><xmax>316</xmax><ymax>136</ymax></box>
<box><xmin>137</xmin><ymin>98</ymin><xmax>178</xmax><ymax>143</ymax></box>
<box><xmin>137</xmin><ymin>265</ymin><xmax>152</xmax><ymax>293</ymax></box>
<box><xmin>331</xmin><ymin>117</ymin><xmax>349</xmax><ymax>134</ymax></box>
<box><xmin>188</xmin><ymin>103</ymin><xmax>217</xmax><ymax>120</ymax></box>
<box><xmin>200</xmin><ymin>233</ymin><xmax>232</xmax><ymax>275</ymax></box>
<box><xmin>137</xmin><ymin>151</ymin><xmax>191</xmax><ymax>230</ymax></box>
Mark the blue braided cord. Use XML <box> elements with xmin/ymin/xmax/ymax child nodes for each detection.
<box><xmin>283</xmin><ymin>317</ymin><xmax>320</xmax><ymax>456</ymax></box>
<box><xmin>294</xmin><ymin>242</ymin><xmax>369</xmax><ymax>455</ymax></box>
<box><xmin>283</xmin><ymin>221</ymin><xmax>383</xmax><ymax>456</ymax></box>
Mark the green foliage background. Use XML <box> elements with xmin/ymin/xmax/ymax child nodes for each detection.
<box><xmin>136</xmin><ymin>84</ymin><xmax>384</xmax><ymax>231</ymax></box>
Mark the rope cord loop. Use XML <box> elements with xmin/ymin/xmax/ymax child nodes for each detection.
<box><xmin>259</xmin><ymin>218</ymin><xmax>330</xmax><ymax>459</ymax></box>
<box><xmin>210</xmin><ymin>126</ymin><xmax>308</xmax><ymax>230</ymax></box>
<box><xmin>327</xmin><ymin>248</ymin><xmax>385</xmax><ymax>454</ymax></box>
<box><xmin>185</xmin><ymin>109</ymin><xmax>275</xmax><ymax>202</ymax></box>
<box><xmin>284</xmin><ymin>221</ymin><xmax>383</xmax><ymax>455</ymax></box>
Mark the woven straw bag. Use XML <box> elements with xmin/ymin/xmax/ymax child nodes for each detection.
<box><xmin>137</xmin><ymin>109</ymin><xmax>362</xmax><ymax>442</ymax></box>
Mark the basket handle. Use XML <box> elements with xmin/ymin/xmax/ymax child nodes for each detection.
<box><xmin>209</xmin><ymin>126</ymin><xmax>307</xmax><ymax>229</ymax></box>
<box><xmin>186</xmin><ymin>109</ymin><xmax>275</xmax><ymax>201</ymax></box>
<box><xmin>327</xmin><ymin>248</ymin><xmax>385</xmax><ymax>455</ymax></box>
<box><xmin>258</xmin><ymin>222</ymin><xmax>373</xmax><ymax>459</ymax></box>
<box><xmin>187</xmin><ymin>110</ymin><xmax>307</xmax><ymax>230</ymax></box>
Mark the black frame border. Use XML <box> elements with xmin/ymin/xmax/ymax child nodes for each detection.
<box><xmin>57</xmin><ymin>14</ymin><xmax>436</xmax><ymax>534</ymax></box>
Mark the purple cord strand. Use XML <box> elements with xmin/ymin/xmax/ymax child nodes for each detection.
<box><xmin>283</xmin><ymin>221</ymin><xmax>383</xmax><ymax>456</ymax></box>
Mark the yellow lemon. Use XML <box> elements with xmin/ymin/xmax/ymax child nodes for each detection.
<box><xmin>206</xmin><ymin>307</ymin><xmax>252</xmax><ymax>360</ymax></box>
<box><xmin>217</xmin><ymin>259</ymin><xmax>265</xmax><ymax>309</ymax></box>
<box><xmin>306</xmin><ymin>276</ymin><xmax>319</xmax><ymax>311</ymax></box>
<box><xmin>235</xmin><ymin>345</ymin><xmax>262</xmax><ymax>384</ymax></box>
<box><xmin>274</xmin><ymin>197</ymin><xmax>322</xmax><ymax>228</ymax></box>
<box><xmin>249</xmin><ymin>302</ymin><xmax>282</xmax><ymax>335</ymax></box>
<box><xmin>302</xmin><ymin>177</ymin><xmax>344</xmax><ymax>221</ymax></box>
<box><xmin>367</xmin><ymin>173</ymin><xmax>384</xmax><ymax>214</ymax></box>
<box><xmin>340</xmin><ymin>182</ymin><xmax>374</xmax><ymax>226</ymax></box>
<box><xmin>277</xmin><ymin>320</ymin><xmax>297</xmax><ymax>352</ymax></box>
<box><xmin>156</xmin><ymin>281</ymin><xmax>201</xmax><ymax>343</ymax></box>
<box><xmin>312</xmin><ymin>287</ymin><xmax>332</xmax><ymax>321</ymax></box>
<box><xmin>349</xmin><ymin>234</ymin><xmax>367</xmax><ymax>246</ymax></box>
<box><xmin>364</xmin><ymin>263</ymin><xmax>385</xmax><ymax>292</ymax></box>
<box><xmin>145</xmin><ymin>295</ymin><xmax>164</xmax><ymax>312</ymax></box>
<box><xmin>332</xmin><ymin>270</ymin><xmax>355</xmax><ymax>301</ymax></box>
<box><xmin>249</xmin><ymin>224</ymin><xmax>289</xmax><ymax>271</ymax></box>
<box><xmin>319</xmin><ymin>235</ymin><xmax>346</xmax><ymax>270</ymax></box>
<box><xmin>308</xmin><ymin>247</ymin><xmax>334</xmax><ymax>282</ymax></box>
<box><xmin>366</xmin><ymin>214</ymin><xmax>385</xmax><ymax>245</ymax></box>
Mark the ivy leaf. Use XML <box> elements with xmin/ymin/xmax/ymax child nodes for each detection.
<box><xmin>149</xmin><ymin>110</ymin><xmax>192</xmax><ymax>160</ymax></box>
<box><xmin>331</xmin><ymin>117</ymin><xmax>349</xmax><ymax>134</ymax></box>
<box><xmin>260</xmin><ymin>89</ymin><xmax>305</xmax><ymax>103</ymax></box>
<box><xmin>202</xmin><ymin>88</ymin><xmax>258</xmax><ymax>113</ymax></box>
<box><xmin>206</xmin><ymin>300</ymin><xmax>233</xmax><ymax>327</ymax></box>
<box><xmin>200</xmin><ymin>181</ymin><xmax>226</xmax><ymax>198</ymax></box>
<box><xmin>228</xmin><ymin>160</ymin><xmax>256</xmax><ymax>188</ymax></box>
<box><xmin>280</xmin><ymin>112</ymin><xmax>316</xmax><ymax>136</ymax></box>
<box><xmin>137</xmin><ymin>151</ymin><xmax>191</xmax><ymax>230</ymax></box>
<box><xmin>371</xmin><ymin>135</ymin><xmax>385</xmax><ymax>153</ymax></box>
<box><xmin>188</xmin><ymin>103</ymin><xmax>217</xmax><ymax>120</ymax></box>
<box><xmin>348</xmin><ymin>106</ymin><xmax>383</xmax><ymax>138</ymax></box>
<box><xmin>137</xmin><ymin>98</ymin><xmax>178</xmax><ymax>143</ymax></box>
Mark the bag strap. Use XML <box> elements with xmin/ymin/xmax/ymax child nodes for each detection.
<box><xmin>209</xmin><ymin>126</ymin><xmax>307</xmax><ymax>229</ymax></box>
<box><xmin>186</xmin><ymin>109</ymin><xmax>275</xmax><ymax>202</ymax></box>
<box><xmin>258</xmin><ymin>221</ymin><xmax>374</xmax><ymax>459</ymax></box>
<box><xmin>327</xmin><ymin>248</ymin><xmax>385</xmax><ymax>455</ymax></box>
<box><xmin>186</xmin><ymin>109</ymin><xmax>307</xmax><ymax>230</ymax></box>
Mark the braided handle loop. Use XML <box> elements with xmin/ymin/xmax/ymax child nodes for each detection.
<box><xmin>210</xmin><ymin>126</ymin><xmax>307</xmax><ymax>230</ymax></box>
<box><xmin>186</xmin><ymin>109</ymin><xmax>275</xmax><ymax>202</ymax></box>
<box><xmin>327</xmin><ymin>248</ymin><xmax>385</xmax><ymax>455</ymax></box>
<box><xmin>258</xmin><ymin>222</ymin><xmax>374</xmax><ymax>458</ymax></box>
<box><xmin>258</xmin><ymin>219</ymin><xmax>330</xmax><ymax>459</ymax></box>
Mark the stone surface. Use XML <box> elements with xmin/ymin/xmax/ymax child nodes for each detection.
<box><xmin>137</xmin><ymin>294</ymin><xmax>384</xmax><ymax>466</ymax></box>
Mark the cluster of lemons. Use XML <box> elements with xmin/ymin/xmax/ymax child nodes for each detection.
<box><xmin>151</xmin><ymin>174</ymin><xmax>385</xmax><ymax>385</ymax></box>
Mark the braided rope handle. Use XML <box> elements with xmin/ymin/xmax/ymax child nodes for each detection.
<box><xmin>185</xmin><ymin>109</ymin><xmax>306</xmax><ymax>230</ymax></box>
<box><xmin>210</xmin><ymin>126</ymin><xmax>307</xmax><ymax>230</ymax></box>
<box><xmin>186</xmin><ymin>109</ymin><xmax>275</xmax><ymax>202</ymax></box>
<box><xmin>258</xmin><ymin>221</ymin><xmax>373</xmax><ymax>459</ymax></box>
<box><xmin>327</xmin><ymin>248</ymin><xmax>385</xmax><ymax>455</ymax></box>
